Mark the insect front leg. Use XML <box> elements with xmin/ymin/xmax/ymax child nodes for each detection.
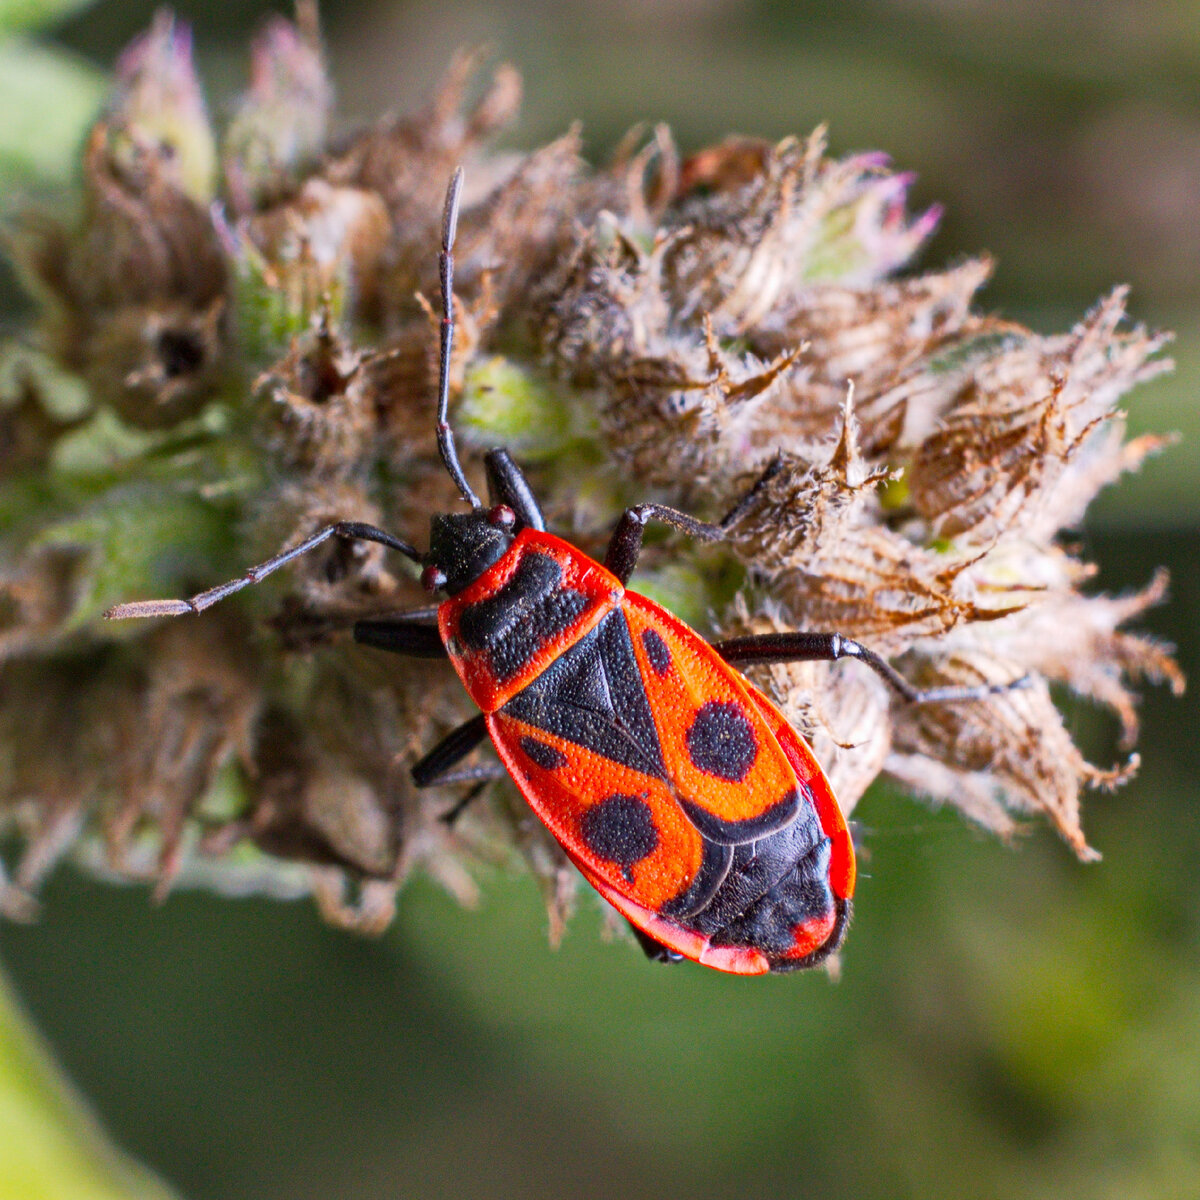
<box><xmin>603</xmin><ymin>455</ymin><xmax>784</xmax><ymax>585</ymax></box>
<box><xmin>104</xmin><ymin>522</ymin><xmax>422</xmax><ymax>620</ymax></box>
<box><xmin>712</xmin><ymin>631</ymin><xmax>1029</xmax><ymax>705</ymax></box>
<box><xmin>484</xmin><ymin>449</ymin><xmax>546</xmax><ymax>532</ymax></box>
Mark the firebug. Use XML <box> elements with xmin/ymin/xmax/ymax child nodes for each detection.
<box><xmin>107</xmin><ymin>169</ymin><xmax>1016</xmax><ymax>973</ymax></box>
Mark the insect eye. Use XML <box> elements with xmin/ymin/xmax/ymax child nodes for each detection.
<box><xmin>421</xmin><ymin>564</ymin><xmax>447</xmax><ymax>592</ymax></box>
<box><xmin>488</xmin><ymin>504</ymin><xmax>516</xmax><ymax>528</ymax></box>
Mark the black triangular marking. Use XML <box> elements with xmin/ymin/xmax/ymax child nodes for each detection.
<box><xmin>503</xmin><ymin>610</ymin><xmax>666</xmax><ymax>779</ymax></box>
<box><xmin>565</xmin><ymin>638</ymin><xmax>615</xmax><ymax>716</ymax></box>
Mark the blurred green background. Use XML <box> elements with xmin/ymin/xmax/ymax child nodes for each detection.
<box><xmin>1</xmin><ymin>1</ymin><xmax>1198</xmax><ymax>1198</ymax></box>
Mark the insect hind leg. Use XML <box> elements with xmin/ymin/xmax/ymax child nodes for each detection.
<box><xmin>712</xmin><ymin>631</ymin><xmax>1030</xmax><ymax>705</ymax></box>
<box><xmin>411</xmin><ymin>713</ymin><xmax>505</xmax><ymax>826</ymax></box>
<box><xmin>629</xmin><ymin>923</ymin><xmax>685</xmax><ymax>964</ymax></box>
<box><xmin>411</xmin><ymin>713</ymin><xmax>497</xmax><ymax>788</ymax></box>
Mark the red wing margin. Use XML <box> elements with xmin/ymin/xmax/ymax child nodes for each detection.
<box><xmin>740</xmin><ymin>678</ymin><xmax>856</xmax><ymax>902</ymax></box>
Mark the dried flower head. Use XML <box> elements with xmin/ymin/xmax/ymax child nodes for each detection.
<box><xmin>10</xmin><ymin>119</ymin><xmax>228</xmax><ymax>428</ymax></box>
<box><xmin>0</xmin><ymin>9</ymin><xmax>1182</xmax><ymax>939</ymax></box>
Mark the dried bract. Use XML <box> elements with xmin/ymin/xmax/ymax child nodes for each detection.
<box><xmin>108</xmin><ymin>9</ymin><xmax>216</xmax><ymax>203</ymax></box>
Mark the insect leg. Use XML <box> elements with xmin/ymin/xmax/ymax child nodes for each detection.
<box><xmin>105</xmin><ymin>523</ymin><xmax>422</xmax><ymax>620</ymax></box>
<box><xmin>484</xmin><ymin>448</ymin><xmax>546</xmax><ymax>531</ymax></box>
<box><xmin>437</xmin><ymin>780</ymin><xmax>493</xmax><ymax>827</ymax></box>
<box><xmin>629</xmin><ymin>923</ymin><xmax>685</xmax><ymax>964</ymax></box>
<box><xmin>713</xmin><ymin>631</ymin><xmax>1029</xmax><ymax>705</ymax></box>
<box><xmin>411</xmin><ymin>712</ymin><xmax>505</xmax><ymax>825</ymax></box>
<box><xmin>603</xmin><ymin>455</ymin><xmax>784</xmax><ymax>585</ymax></box>
<box><xmin>411</xmin><ymin>713</ymin><xmax>492</xmax><ymax>787</ymax></box>
<box><xmin>355</xmin><ymin>615</ymin><xmax>447</xmax><ymax>658</ymax></box>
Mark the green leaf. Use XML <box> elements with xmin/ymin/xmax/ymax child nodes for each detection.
<box><xmin>0</xmin><ymin>0</ymin><xmax>96</xmax><ymax>34</ymax></box>
<box><xmin>0</xmin><ymin>38</ymin><xmax>105</xmax><ymax>188</ymax></box>
<box><xmin>0</xmin><ymin>966</ymin><xmax>178</xmax><ymax>1200</ymax></box>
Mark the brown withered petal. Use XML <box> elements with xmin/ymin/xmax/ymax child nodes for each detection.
<box><xmin>379</xmin><ymin>131</ymin><xmax>581</xmax><ymax>345</ymax></box>
<box><xmin>881</xmin><ymin>754</ymin><xmax>1020</xmax><ymax>842</ymax></box>
<box><xmin>678</xmin><ymin>136</ymin><xmax>773</xmax><ymax>197</ymax></box>
<box><xmin>15</xmin><ymin>126</ymin><xmax>229</xmax><ymax>427</ymax></box>
<box><xmin>730</xmin><ymin>396</ymin><xmax>1020</xmax><ymax>651</ymax></box>
<box><xmin>907</xmin><ymin>290</ymin><xmax>1172</xmax><ymax>546</ymax></box>
<box><xmin>770</xmin><ymin>532</ymin><xmax>1017</xmax><ymax>649</ymax></box>
<box><xmin>368</xmin><ymin>280</ymin><xmax>499</xmax><ymax>497</ymax></box>
<box><xmin>324</xmin><ymin>50</ymin><xmax>521</xmax><ymax>234</ymax></box>
<box><xmin>536</xmin><ymin>219</ymin><xmax>677</xmax><ymax>389</ymax></box>
<box><xmin>0</xmin><ymin>612</ymin><xmax>256</xmax><ymax>900</ymax></box>
<box><xmin>539</xmin><ymin>224</ymin><xmax>806</xmax><ymax>488</ymax></box>
<box><xmin>588</xmin><ymin>123</ymin><xmax>679</xmax><ymax>233</ymax></box>
<box><xmin>748</xmin><ymin>260</ymin><xmax>995</xmax><ymax>459</ymax></box>
<box><xmin>71</xmin><ymin>126</ymin><xmax>226</xmax><ymax>315</ymax></box>
<box><xmin>439</xmin><ymin>131</ymin><xmax>583</xmax><ymax>317</ymax></box>
<box><xmin>973</xmin><ymin>567</ymin><xmax>1184</xmax><ymax>750</ymax></box>
<box><xmin>0</xmin><ymin>659</ymin><xmax>116</xmax><ymax>898</ymax></box>
<box><xmin>244</xmin><ymin>179</ymin><xmax>391</xmax><ymax>323</ymax></box>
<box><xmin>730</xmin><ymin>391</ymin><xmax>891</xmax><ymax>572</ymax></box>
<box><xmin>661</xmin><ymin>129</ymin><xmax>940</xmax><ymax>334</ymax></box>
<box><xmin>108</xmin><ymin>9</ymin><xmax>216</xmax><ymax>204</ymax></box>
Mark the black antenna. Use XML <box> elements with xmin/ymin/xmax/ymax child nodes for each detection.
<box><xmin>436</xmin><ymin>167</ymin><xmax>482</xmax><ymax>510</ymax></box>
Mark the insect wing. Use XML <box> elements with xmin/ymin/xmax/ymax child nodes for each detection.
<box><xmin>621</xmin><ymin>592</ymin><xmax>804</xmax><ymax>843</ymax></box>
<box><xmin>573</xmin><ymin>855</ymin><xmax>775</xmax><ymax>974</ymax></box>
<box><xmin>487</xmin><ymin>711</ymin><xmax>731</xmax><ymax>913</ymax></box>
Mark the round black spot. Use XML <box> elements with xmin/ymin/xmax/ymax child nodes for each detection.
<box><xmin>519</xmin><ymin>736</ymin><xmax>566</xmax><ymax>771</ymax></box>
<box><xmin>640</xmin><ymin>628</ymin><xmax>672</xmax><ymax>676</ymax></box>
<box><xmin>580</xmin><ymin>795</ymin><xmax>658</xmax><ymax>875</ymax></box>
<box><xmin>686</xmin><ymin>700</ymin><xmax>758</xmax><ymax>782</ymax></box>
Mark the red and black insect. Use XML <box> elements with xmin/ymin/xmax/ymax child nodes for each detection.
<box><xmin>107</xmin><ymin>169</ymin><xmax>1011</xmax><ymax>974</ymax></box>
